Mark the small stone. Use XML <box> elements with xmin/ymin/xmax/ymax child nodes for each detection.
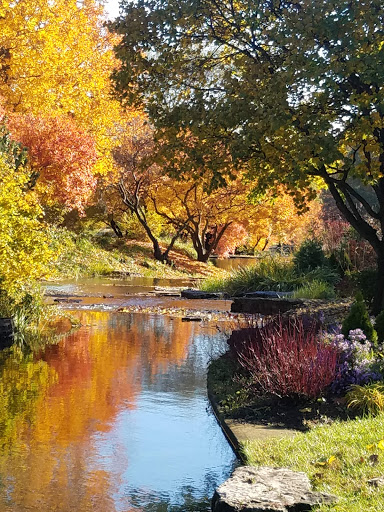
<box><xmin>368</xmin><ymin>477</ymin><xmax>384</xmax><ymax>488</ymax></box>
<box><xmin>211</xmin><ymin>466</ymin><xmax>338</xmax><ymax>512</ymax></box>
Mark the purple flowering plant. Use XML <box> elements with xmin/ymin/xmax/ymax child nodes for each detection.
<box><xmin>323</xmin><ymin>328</ymin><xmax>382</xmax><ymax>395</ymax></box>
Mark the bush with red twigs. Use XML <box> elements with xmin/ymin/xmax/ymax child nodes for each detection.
<box><xmin>227</xmin><ymin>317</ymin><xmax>338</xmax><ymax>400</ymax></box>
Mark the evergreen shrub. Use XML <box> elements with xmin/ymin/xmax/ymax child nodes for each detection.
<box><xmin>342</xmin><ymin>292</ymin><xmax>377</xmax><ymax>343</ymax></box>
<box><xmin>293</xmin><ymin>239</ymin><xmax>326</xmax><ymax>273</ymax></box>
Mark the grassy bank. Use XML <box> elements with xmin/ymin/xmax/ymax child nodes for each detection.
<box><xmin>48</xmin><ymin>229</ymin><xmax>224</xmax><ymax>280</ymax></box>
<box><xmin>243</xmin><ymin>415</ymin><xmax>384</xmax><ymax>511</ymax></box>
<box><xmin>200</xmin><ymin>256</ymin><xmax>338</xmax><ymax>298</ymax></box>
<box><xmin>208</xmin><ymin>345</ymin><xmax>384</xmax><ymax>511</ymax></box>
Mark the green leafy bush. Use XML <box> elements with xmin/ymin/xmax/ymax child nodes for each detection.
<box><xmin>342</xmin><ymin>292</ymin><xmax>377</xmax><ymax>343</ymax></box>
<box><xmin>293</xmin><ymin>239</ymin><xmax>326</xmax><ymax>273</ymax></box>
<box><xmin>304</xmin><ymin>266</ymin><xmax>340</xmax><ymax>285</ymax></box>
<box><xmin>201</xmin><ymin>257</ymin><xmax>300</xmax><ymax>295</ymax></box>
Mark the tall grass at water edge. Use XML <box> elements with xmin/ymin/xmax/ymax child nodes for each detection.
<box><xmin>200</xmin><ymin>257</ymin><xmax>339</xmax><ymax>297</ymax></box>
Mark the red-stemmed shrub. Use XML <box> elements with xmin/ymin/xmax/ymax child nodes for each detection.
<box><xmin>227</xmin><ymin>317</ymin><xmax>338</xmax><ymax>399</ymax></box>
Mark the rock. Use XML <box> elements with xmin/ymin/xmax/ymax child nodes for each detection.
<box><xmin>181</xmin><ymin>316</ymin><xmax>202</xmax><ymax>322</ymax></box>
<box><xmin>231</xmin><ymin>297</ymin><xmax>304</xmax><ymax>315</ymax></box>
<box><xmin>108</xmin><ymin>270</ymin><xmax>132</xmax><ymax>277</ymax></box>
<box><xmin>244</xmin><ymin>291</ymin><xmax>294</xmax><ymax>299</ymax></box>
<box><xmin>211</xmin><ymin>466</ymin><xmax>337</xmax><ymax>512</ymax></box>
<box><xmin>181</xmin><ymin>289</ymin><xmax>221</xmax><ymax>299</ymax></box>
<box><xmin>368</xmin><ymin>477</ymin><xmax>384</xmax><ymax>488</ymax></box>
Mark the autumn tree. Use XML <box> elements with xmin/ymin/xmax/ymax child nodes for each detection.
<box><xmin>151</xmin><ymin>176</ymin><xmax>247</xmax><ymax>262</ymax></box>
<box><xmin>8</xmin><ymin>114</ymin><xmax>98</xmax><ymax>213</ymax></box>
<box><xmin>111</xmin><ymin>116</ymin><xmax>188</xmax><ymax>262</ymax></box>
<box><xmin>0</xmin><ymin>148</ymin><xmax>52</xmax><ymax>298</ymax></box>
<box><xmin>0</xmin><ymin>0</ymin><xmax>131</xmax><ymax>214</ymax></box>
<box><xmin>244</xmin><ymin>192</ymin><xmax>323</xmax><ymax>253</ymax></box>
<box><xmin>111</xmin><ymin>0</ymin><xmax>384</xmax><ymax>312</ymax></box>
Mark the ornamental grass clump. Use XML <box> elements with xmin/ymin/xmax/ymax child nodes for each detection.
<box><xmin>227</xmin><ymin>317</ymin><xmax>338</xmax><ymax>400</ymax></box>
<box><xmin>346</xmin><ymin>383</ymin><xmax>384</xmax><ymax>416</ymax></box>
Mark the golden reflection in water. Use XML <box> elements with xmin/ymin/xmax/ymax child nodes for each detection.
<box><xmin>0</xmin><ymin>311</ymin><xmax>198</xmax><ymax>511</ymax></box>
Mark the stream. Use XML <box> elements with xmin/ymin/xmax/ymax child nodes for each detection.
<box><xmin>0</xmin><ymin>277</ymin><xmax>237</xmax><ymax>511</ymax></box>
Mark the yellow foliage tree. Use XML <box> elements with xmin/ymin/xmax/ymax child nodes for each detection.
<box><xmin>0</xmin><ymin>154</ymin><xmax>52</xmax><ymax>297</ymax></box>
<box><xmin>0</xmin><ymin>0</ymin><xmax>126</xmax><ymax>177</ymax></box>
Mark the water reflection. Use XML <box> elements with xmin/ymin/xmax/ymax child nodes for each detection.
<box><xmin>0</xmin><ymin>311</ymin><xmax>236</xmax><ymax>511</ymax></box>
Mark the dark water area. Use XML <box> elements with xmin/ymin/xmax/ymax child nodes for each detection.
<box><xmin>0</xmin><ymin>310</ymin><xmax>236</xmax><ymax>511</ymax></box>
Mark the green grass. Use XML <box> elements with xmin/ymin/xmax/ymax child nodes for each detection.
<box><xmin>48</xmin><ymin>229</ymin><xmax>140</xmax><ymax>279</ymax></box>
<box><xmin>201</xmin><ymin>257</ymin><xmax>299</xmax><ymax>295</ymax></box>
<box><xmin>293</xmin><ymin>280</ymin><xmax>336</xmax><ymax>299</ymax></box>
<box><xmin>47</xmin><ymin>228</ymin><xmax>203</xmax><ymax>280</ymax></box>
<box><xmin>243</xmin><ymin>414</ymin><xmax>384</xmax><ymax>511</ymax></box>
<box><xmin>200</xmin><ymin>256</ymin><xmax>339</xmax><ymax>297</ymax></box>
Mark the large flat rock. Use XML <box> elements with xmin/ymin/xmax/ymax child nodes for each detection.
<box><xmin>231</xmin><ymin>297</ymin><xmax>303</xmax><ymax>315</ymax></box>
<box><xmin>212</xmin><ymin>466</ymin><xmax>337</xmax><ymax>512</ymax></box>
<box><xmin>181</xmin><ymin>288</ymin><xmax>222</xmax><ymax>299</ymax></box>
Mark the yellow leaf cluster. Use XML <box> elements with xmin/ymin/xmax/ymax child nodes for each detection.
<box><xmin>0</xmin><ymin>0</ymin><xmax>129</xmax><ymax>177</ymax></box>
<box><xmin>0</xmin><ymin>155</ymin><xmax>52</xmax><ymax>295</ymax></box>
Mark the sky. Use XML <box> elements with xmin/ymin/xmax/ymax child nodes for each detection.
<box><xmin>104</xmin><ymin>0</ymin><xmax>121</xmax><ymax>19</ymax></box>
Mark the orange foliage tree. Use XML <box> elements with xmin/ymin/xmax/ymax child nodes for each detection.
<box><xmin>0</xmin><ymin>0</ymin><xmax>131</xmax><ymax>214</ymax></box>
<box><xmin>151</xmin><ymin>176</ymin><xmax>248</xmax><ymax>262</ymax></box>
<box><xmin>8</xmin><ymin>114</ymin><xmax>98</xmax><ymax>212</ymax></box>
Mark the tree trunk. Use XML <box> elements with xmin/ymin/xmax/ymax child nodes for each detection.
<box><xmin>194</xmin><ymin>240</ymin><xmax>210</xmax><ymax>262</ymax></box>
<box><xmin>109</xmin><ymin>218</ymin><xmax>124</xmax><ymax>238</ymax></box>
<box><xmin>261</xmin><ymin>238</ymin><xmax>269</xmax><ymax>251</ymax></box>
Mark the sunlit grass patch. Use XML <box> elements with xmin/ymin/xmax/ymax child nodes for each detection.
<box><xmin>243</xmin><ymin>414</ymin><xmax>384</xmax><ymax>511</ymax></box>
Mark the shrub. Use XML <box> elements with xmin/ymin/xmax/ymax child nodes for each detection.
<box><xmin>227</xmin><ymin>317</ymin><xmax>338</xmax><ymax>399</ymax></box>
<box><xmin>304</xmin><ymin>266</ymin><xmax>340</xmax><ymax>285</ymax></box>
<box><xmin>293</xmin><ymin>239</ymin><xmax>326</xmax><ymax>273</ymax></box>
<box><xmin>293</xmin><ymin>280</ymin><xmax>335</xmax><ymax>299</ymax></box>
<box><xmin>327</xmin><ymin>328</ymin><xmax>381</xmax><ymax>395</ymax></box>
<box><xmin>200</xmin><ymin>257</ymin><xmax>300</xmax><ymax>295</ymax></box>
<box><xmin>375</xmin><ymin>310</ymin><xmax>384</xmax><ymax>344</ymax></box>
<box><xmin>351</xmin><ymin>269</ymin><xmax>377</xmax><ymax>307</ymax></box>
<box><xmin>342</xmin><ymin>292</ymin><xmax>377</xmax><ymax>342</ymax></box>
<box><xmin>346</xmin><ymin>383</ymin><xmax>384</xmax><ymax>416</ymax></box>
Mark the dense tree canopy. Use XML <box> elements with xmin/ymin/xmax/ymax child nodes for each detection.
<box><xmin>0</xmin><ymin>153</ymin><xmax>52</xmax><ymax>296</ymax></box>
<box><xmin>111</xmin><ymin>0</ymin><xmax>384</xmax><ymax>311</ymax></box>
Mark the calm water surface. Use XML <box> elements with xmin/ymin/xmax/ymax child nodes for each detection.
<box><xmin>0</xmin><ymin>310</ymin><xmax>236</xmax><ymax>511</ymax></box>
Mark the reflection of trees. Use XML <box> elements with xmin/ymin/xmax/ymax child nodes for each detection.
<box><xmin>125</xmin><ymin>480</ymin><xmax>216</xmax><ymax>512</ymax></box>
<box><xmin>0</xmin><ymin>346</ymin><xmax>56</xmax><ymax>447</ymax></box>
<box><xmin>0</xmin><ymin>311</ymin><xmax>206</xmax><ymax>511</ymax></box>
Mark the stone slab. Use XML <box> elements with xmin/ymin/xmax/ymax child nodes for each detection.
<box><xmin>181</xmin><ymin>289</ymin><xmax>222</xmax><ymax>299</ymax></box>
<box><xmin>231</xmin><ymin>297</ymin><xmax>303</xmax><ymax>315</ymax></box>
<box><xmin>212</xmin><ymin>466</ymin><xmax>337</xmax><ymax>512</ymax></box>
